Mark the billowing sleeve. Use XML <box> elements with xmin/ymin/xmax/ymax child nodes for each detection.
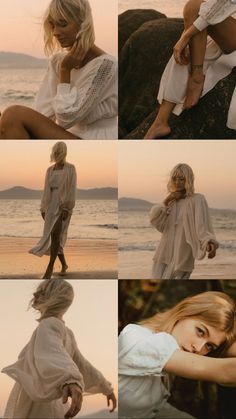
<box><xmin>69</xmin><ymin>330</ymin><xmax>113</xmax><ymax>396</ymax></box>
<box><xmin>34</xmin><ymin>57</ymin><xmax>59</xmax><ymax>119</ymax></box>
<box><xmin>2</xmin><ymin>318</ymin><xmax>85</xmax><ymax>402</ymax></box>
<box><xmin>193</xmin><ymin>0</ymin><xmax>236</xmax><ymax>31</ymax></box>
<box><xmin>119</xmin><ymin>325</ymin><xmax>179</xmax><ymax>376</ymax></box>
<box><xmin>61</xmin><ymin>165</ymin><xmax>77</xmax><ymax>213</ymax></box>
<box><xmin>40</xmin><ymin>167</ymin><xmax>51</xmax><ymax>214</ymax></box>
<box><xmin>150</xmin><ymin>204</ymin><xmax>169</xmax><ymax>233</ymax></box>
<box><xmin>52</xmin><ymin>58</ymin><xmax>117</xmax><ymax>129</ymax></box>
<box><xmin>194</xmin><ymin>194</ymin><xmax>219</xmax><ymax>254</ymax></box>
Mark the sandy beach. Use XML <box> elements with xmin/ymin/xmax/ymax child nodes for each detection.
<box><xmin>0</xmin><ymin>238</ymin><xmax>117</xmax><ymax>279</ymax></box>
<box><xmin>119</xmin><ymin>250</ymin><xmax>236</xmax><ymax>280</ymax></box>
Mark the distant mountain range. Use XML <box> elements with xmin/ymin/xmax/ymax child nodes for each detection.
<box><xmin>0</xmin><ymin>52</ymin><xmax>47</xmax><ymax>69</ymax></box>
<box><xmin>0</xmin><ymin>186</ymin><xmax>117</xmax><ymax>200</ymax></box>
<box><xmin>119</xmin><ymin>197</ymin><xmax>154</xmax><ymax>211</ymax></box>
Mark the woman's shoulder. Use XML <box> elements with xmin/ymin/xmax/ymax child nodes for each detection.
<box><xmin>37</xmin><ymin>316</ymin><xmax>66</xmax><ymax>334</ymax></box>
<box><xmin>189</xmin><ymin>193</ymin><xmax>206</xmax><ymax>202</ymax></box>
<box><xmin>65</xmin><ymin>162</ymin><xmax>76</xmax><ymax>171</ymax></box>
<box><xmin>120</xmin><ymin>323</ymin><xmax>176</xmax><ymax>342</ymax></box>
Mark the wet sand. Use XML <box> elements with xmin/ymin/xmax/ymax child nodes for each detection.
<box><xmin>0</xmin><ymin>237</ymin><xmax>117</xmax><ymax>279</ymax></box>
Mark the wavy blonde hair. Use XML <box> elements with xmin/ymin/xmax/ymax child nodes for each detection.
<box><xmin>30</xmin><ymin>279</ymin><xmax>74</xmax><ymax>321</ymax></box>
<box><xmin>140</xmin><ymin>291</ymin><xmax>236</xmax><ymax>354</ymax></box>
<box><xmin>50</xmin><ymin>141</ymin><xmax>67</xmax><ymax>163</ymax></box>
<box><xmin>167</xmin><ymin>163</ymin><xmax>195</xmax><ymax>197</ymax></box>
<box><xmin>43</xmin><ymin>0</ymin><xmax>95</xmax><ymax>56</ymax></box>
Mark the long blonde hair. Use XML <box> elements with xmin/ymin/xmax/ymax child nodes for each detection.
<box><xmin>43</xmin><ymin>0</ymin><xmax>95</xmax><ymax>56</ymax></box>
<box><xmin>50</xmin><ymin>141</ymin><xmax>67</xmax><ymax>163</ymax></box>
<box><xmin>141</xmin><ymin>291</ymin><xmax>236</xmax><ymax>353</ymax></box>
<box><xmin>30</xmin><ymin>279</ymin><xmax>74</xmax><ymax>321</ymax></box>
<box><xmin>167</xmin><ymin>163</ymin><xmax>195</xmax><ymax>197</ymax></box>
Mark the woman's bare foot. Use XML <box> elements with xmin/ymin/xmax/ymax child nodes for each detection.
<box><xmin>183</xmin><ymin>72</ymin><xmax>205</xmax><ymax>109</ymax></box>
<box><xmin>144</xmin><ymin>123</ymin><xmax>171</xmax><ymax>139</ymax></box>
<box><xmin>58</xmin><ymin>264</ymin><xmax>68</xmax><ymax>276</ymax></box>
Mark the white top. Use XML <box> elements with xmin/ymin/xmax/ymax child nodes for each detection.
<box><xmin>194</xmin><ymin>0</ymin><xmax>236</xmax><ymax>31</ymax></box>
<box><xmin>150</xmin><ymin>194</ymin><xmax>218</xmax><ymax>278</ymax></box>
<box><xmin>119</xmin><ymin>324</ymin><xmax>179</xmax><ymax>419</ymax></box>
<box><xmin>2</xmin><ymin>317</ymin><xmax>112</xmax><ymax>419</ymax></box>
<box><xmin>35</xmin><ymin>53</ymin><xmax>118</xmax><ymax>139</ymax></box>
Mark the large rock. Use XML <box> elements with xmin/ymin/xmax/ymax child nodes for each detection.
<box><xmin>119</xmin><ymin>9</ymin><xmax>236</xmax><ymax>139</ymax></box>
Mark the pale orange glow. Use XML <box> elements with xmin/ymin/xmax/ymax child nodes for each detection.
<box><xmin>1</xmin><ymin>0</ymin><xmax>117</xmax><ymax>58</ymax></box>
<box><xmin>0</xmin><ymin>141</ymin><xmax>117</xmax><ymax>190</ymax></box>
<box><xmin>119</xmin><ymin>141</ymin><xmax>236</xmax><ymax>210</ymax></box>
<box><xmin>0</xmin><ymin>280</ymin><xmax>118</xmax><ymax>417</ymax></box>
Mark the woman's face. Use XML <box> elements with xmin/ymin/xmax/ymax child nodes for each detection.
<box><xmin>172</xmin><ymin>318</ymin><xmax>226</xmax><ymax>356</ymax></box>
<box><xmin>172</xmin><ymin>171</ymin><xmax>186</xmax><ymax>192</ymax></box>
<box><xmin>49</xmin><ymin>17</ymin><xmax>80</xmax><ymax>48</ymax></box>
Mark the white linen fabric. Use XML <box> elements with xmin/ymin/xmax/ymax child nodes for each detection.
<box><xmin>150</xmin><ymin>194</ymin><xmax>218</xmax><ymax>279</ymax></box>
<box><xmin>2</xmin><ymin>317</ymin><xmax>112</xmax><ymax>419</ymax></box>
<box><xmin>35</xmin><ymin>53</ymin><xmax>118</xmax><ymax>139</ymax></box>
<box><xmin>29</xmin><ymin>162</ymin><xmax>77</xmax><ymax>257</ymax></box>
<box><xmin>119</xmin><ymin>324</ymin><xmax>180</xmax><ymax>419</ymax></box>
<box><xmin>158</xmin><ymin>0</ymin><xmax>236</xmax><ymax>130</ymax></box>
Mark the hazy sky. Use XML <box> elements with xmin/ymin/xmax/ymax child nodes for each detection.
<box><xmin>119</xmin><ymin>141</ymin><xmax>236</xmax><ymax>210</ymax></box>
<box><xmin>0</xmin><ymin>140</ymin><xmax>117</xmax><ymax>190</ymax></box>
<box><xmin>1</xmin><ymin>0</ymin><xmax>117</xmax><ymax>58</ymax></box>
<box><xmin>0</xmin><ymin>279</ymin><xmax>117</xmax><ymax>417</ymax></box>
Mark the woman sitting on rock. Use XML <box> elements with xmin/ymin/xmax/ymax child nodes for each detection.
<box><xmin>145</xmin><ymin>0</ymin><xmax>236</xmax><ymax>139</ymax></box>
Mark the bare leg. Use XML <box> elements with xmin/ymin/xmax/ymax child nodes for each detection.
<box><xmin>57</xmin><ymin>253</ymin><xmax>69</xmax><ymax>276</ymax></box>
<box><xmin>43</xmin><ymin>215</ymin><xmax>63</xmax><ymax>279</ymax></box>
<box><xmin>144</xmin><ymin>100</ymin><xmax>175</xmax><ymax>139</ymax></box>
<box><xmin>0</xmin><ymin>105</ymin><xmax>78</xmax><ymax>139</ymax></box>
<box><xmin>183</xmin><ymin>0</ymin><xmax>207</xmax><ymax>109</ymax></box>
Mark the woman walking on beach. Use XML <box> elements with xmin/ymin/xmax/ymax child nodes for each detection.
<box><xmin>150</xmin><ymin>163</ymin><xmax>218</xmax><ymax>279</ymax></box>
<box><xmin>29</xmin><ymin>142</ymin><xmax>77</xmax><ymax>279</ymax></box>
<box><xmin>145</xmin><ymin>0</ymin><xmax>236</xmax><ymax>139</ymax></box>
<box><xmin>0</xmin><ymin>0</ymin><xmax>118</xmax><ymax>140</ymax></box>
<box><xmin>119</xmin><ymin>291</ymin><xmax>236</xmax><ymax>419</ymax></box>
<box><xmin>2</xmin><ymin>279</ymin><xmax>117</xmax><ymax>418</ymax></box>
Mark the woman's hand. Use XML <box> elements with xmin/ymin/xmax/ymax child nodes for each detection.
<box><xmin>62</xmin><ymin>210</ymin><xmax>69</xmax><ymax>221</ymax></box>
<box><xmin>207</xmin><ymin>241</ymin><xmax>218</xmax><ymax>259</ymax></box>
<box><xmin>61</xmin><ymin>39</ymin><xmax>84</xmax><ymax>72</ymax></box>
<box><xmin>173</xmin><ymin>31</ymin><xmax>191</xmax><ymax>65</ymax></box>
<box><xmin>62</xmin><ymin>383</ymin><xmax>83</xmax><ymax>419</ymax></box>
<box><xmin>164</xmin><ymin>191</ymin><xmax>186</xmax><ymax>207</ymax></box>
<box><xmin>106</xmin><ymin>391</ymin><xmax>117</xmax><ymax>412</ymax></box>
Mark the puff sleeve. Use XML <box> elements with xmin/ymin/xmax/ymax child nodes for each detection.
<box><xmin>193</xmin><ymin>0</ymin><xmax>236</xmax><ymax>31</ymax></box>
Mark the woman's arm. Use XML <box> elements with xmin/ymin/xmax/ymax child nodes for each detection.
<box><xmin>164</xmin><ymin>349</ymin><xmax>236</xmax><ymax>386</ymax></box>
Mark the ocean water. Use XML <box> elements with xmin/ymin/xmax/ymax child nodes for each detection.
<box><xmin>0</xmin><ymin>200</ymin><xmax>118</xmax><ymax>241</ymax></box>
<box><xmin>119</xmin><ymin>0</ymin><xmax>186</xmax><ymax>16</ymax></box>
<box><xmin>0</xmin><ymin>68</ymin><xmax>45</xmax><ymax>111</ymax></box>
<box><xmin>119</xmin><ymin>208</ymin><xmax>236</xmax><ymax>252</ymax></box>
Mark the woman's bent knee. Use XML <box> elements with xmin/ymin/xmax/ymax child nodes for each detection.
<box><xmin>183</xmin><ymin>0</ymin><xmax>203</xmax><ymax>21</ymax></box>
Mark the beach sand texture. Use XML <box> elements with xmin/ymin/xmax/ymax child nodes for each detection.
<box><xmin>0</xmin><ymin>238</ymin><xmax>117</xmax><ymax>279</ymax></box>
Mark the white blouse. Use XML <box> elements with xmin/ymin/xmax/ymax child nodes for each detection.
<box><xmin>35</xmin><ymin>53</ymin><xmax>118</xmax><ymax>139</ymax></box>
<box><xmin>150</xmin><ymin>194</ymin><xmax>218</xmax><ymax>279</ymax></box>
<box><xmin>119</xmin><ymin>324</ymin><xmax>179</xmax><ymax>419</ymax></box>
<box><xmin>194</xmin><ymin>0</ymin><xmax>236</xmax><ymax>31</ymax></box>
<box><xmin>2</xmin><ymin>317</ymin><xmax>113</xmax><ymax>419</ymax></box>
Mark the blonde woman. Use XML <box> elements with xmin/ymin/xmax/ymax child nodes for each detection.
<box><xmin>145</xmin><ymin>0</ymin><xmax>236</xmax><ymax>139</ymax></box>
<box><xmin>150</xmin><ymin>163</ymin><xmax>218</xmax><ymax>279</ymax></box>
<box><xmin>119</xmin><ymin>291</ymin><xmax>236</xmax><ymax>419</ymax></box>
<box><xmin>2</xmin><ymin>279</ymin><xmax>117</xmax><ymax>419</ymax></box>
<box><xmin>0</xmin><ymin>0</ymin><xmax>117</xmax><ymax>140</ymax></box>
<box><xmin>29</xmin><ymin>142</ymin><xmax>77</xmax><ymax>279</ymax></box>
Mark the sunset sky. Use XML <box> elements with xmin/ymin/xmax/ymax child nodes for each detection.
<box><xmin>119</xmin><ymin>141</ymin><xmax>236</xmax><ymax>210</ymax></box>
<box><xmin>1</xmin><ymin>0</ymin><xmax>117</xmax><ymax>58</ymax></box>
<box><xmin>0</xmin><ymin>141</ymin><xmax>117</xmax><ymax>190</ymax></box>
<box><xmin>0</xmin><ymin>279</ymin><xmax>118</xmax><ymax>417</ymax></box>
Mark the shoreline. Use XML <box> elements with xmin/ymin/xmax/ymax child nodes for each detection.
<box><xmin>0</xmin><ymin>237</ymin><xmax>117</xmax><ymax>279</ymax></box>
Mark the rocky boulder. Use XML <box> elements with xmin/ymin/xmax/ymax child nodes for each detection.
<box><xmin>119</xmin><ymin>9</ymin><xmax>236</xmax><ymax>139</ymax></box>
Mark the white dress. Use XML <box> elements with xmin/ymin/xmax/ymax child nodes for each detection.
<box><xmin>2</xmin><ymin>317</ymin><xmax>113</xmax><ymax>419</ymax></box>
<box><xmin>29</xmin><ymin>163</ymin><xmax>77</xmax><ymax>257</ymax></box>
<box><xmin>150</xmin><ymin>194</ymin><xmax>218</xmax><ymax>279</ymax></box>
<box><xmin>35</xmin><ymin>53</ymin><xmax>118</xmax><ymax>139</ymax></box>
<box><xmin>158</xmin><ymin>0</ymin><xmax>236</xmax><ymax>130</ymax></box>
<box><xmin>119</xmin><ymin>324</ymin><xmax>194</xmax><ymax>419</ymax></box>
